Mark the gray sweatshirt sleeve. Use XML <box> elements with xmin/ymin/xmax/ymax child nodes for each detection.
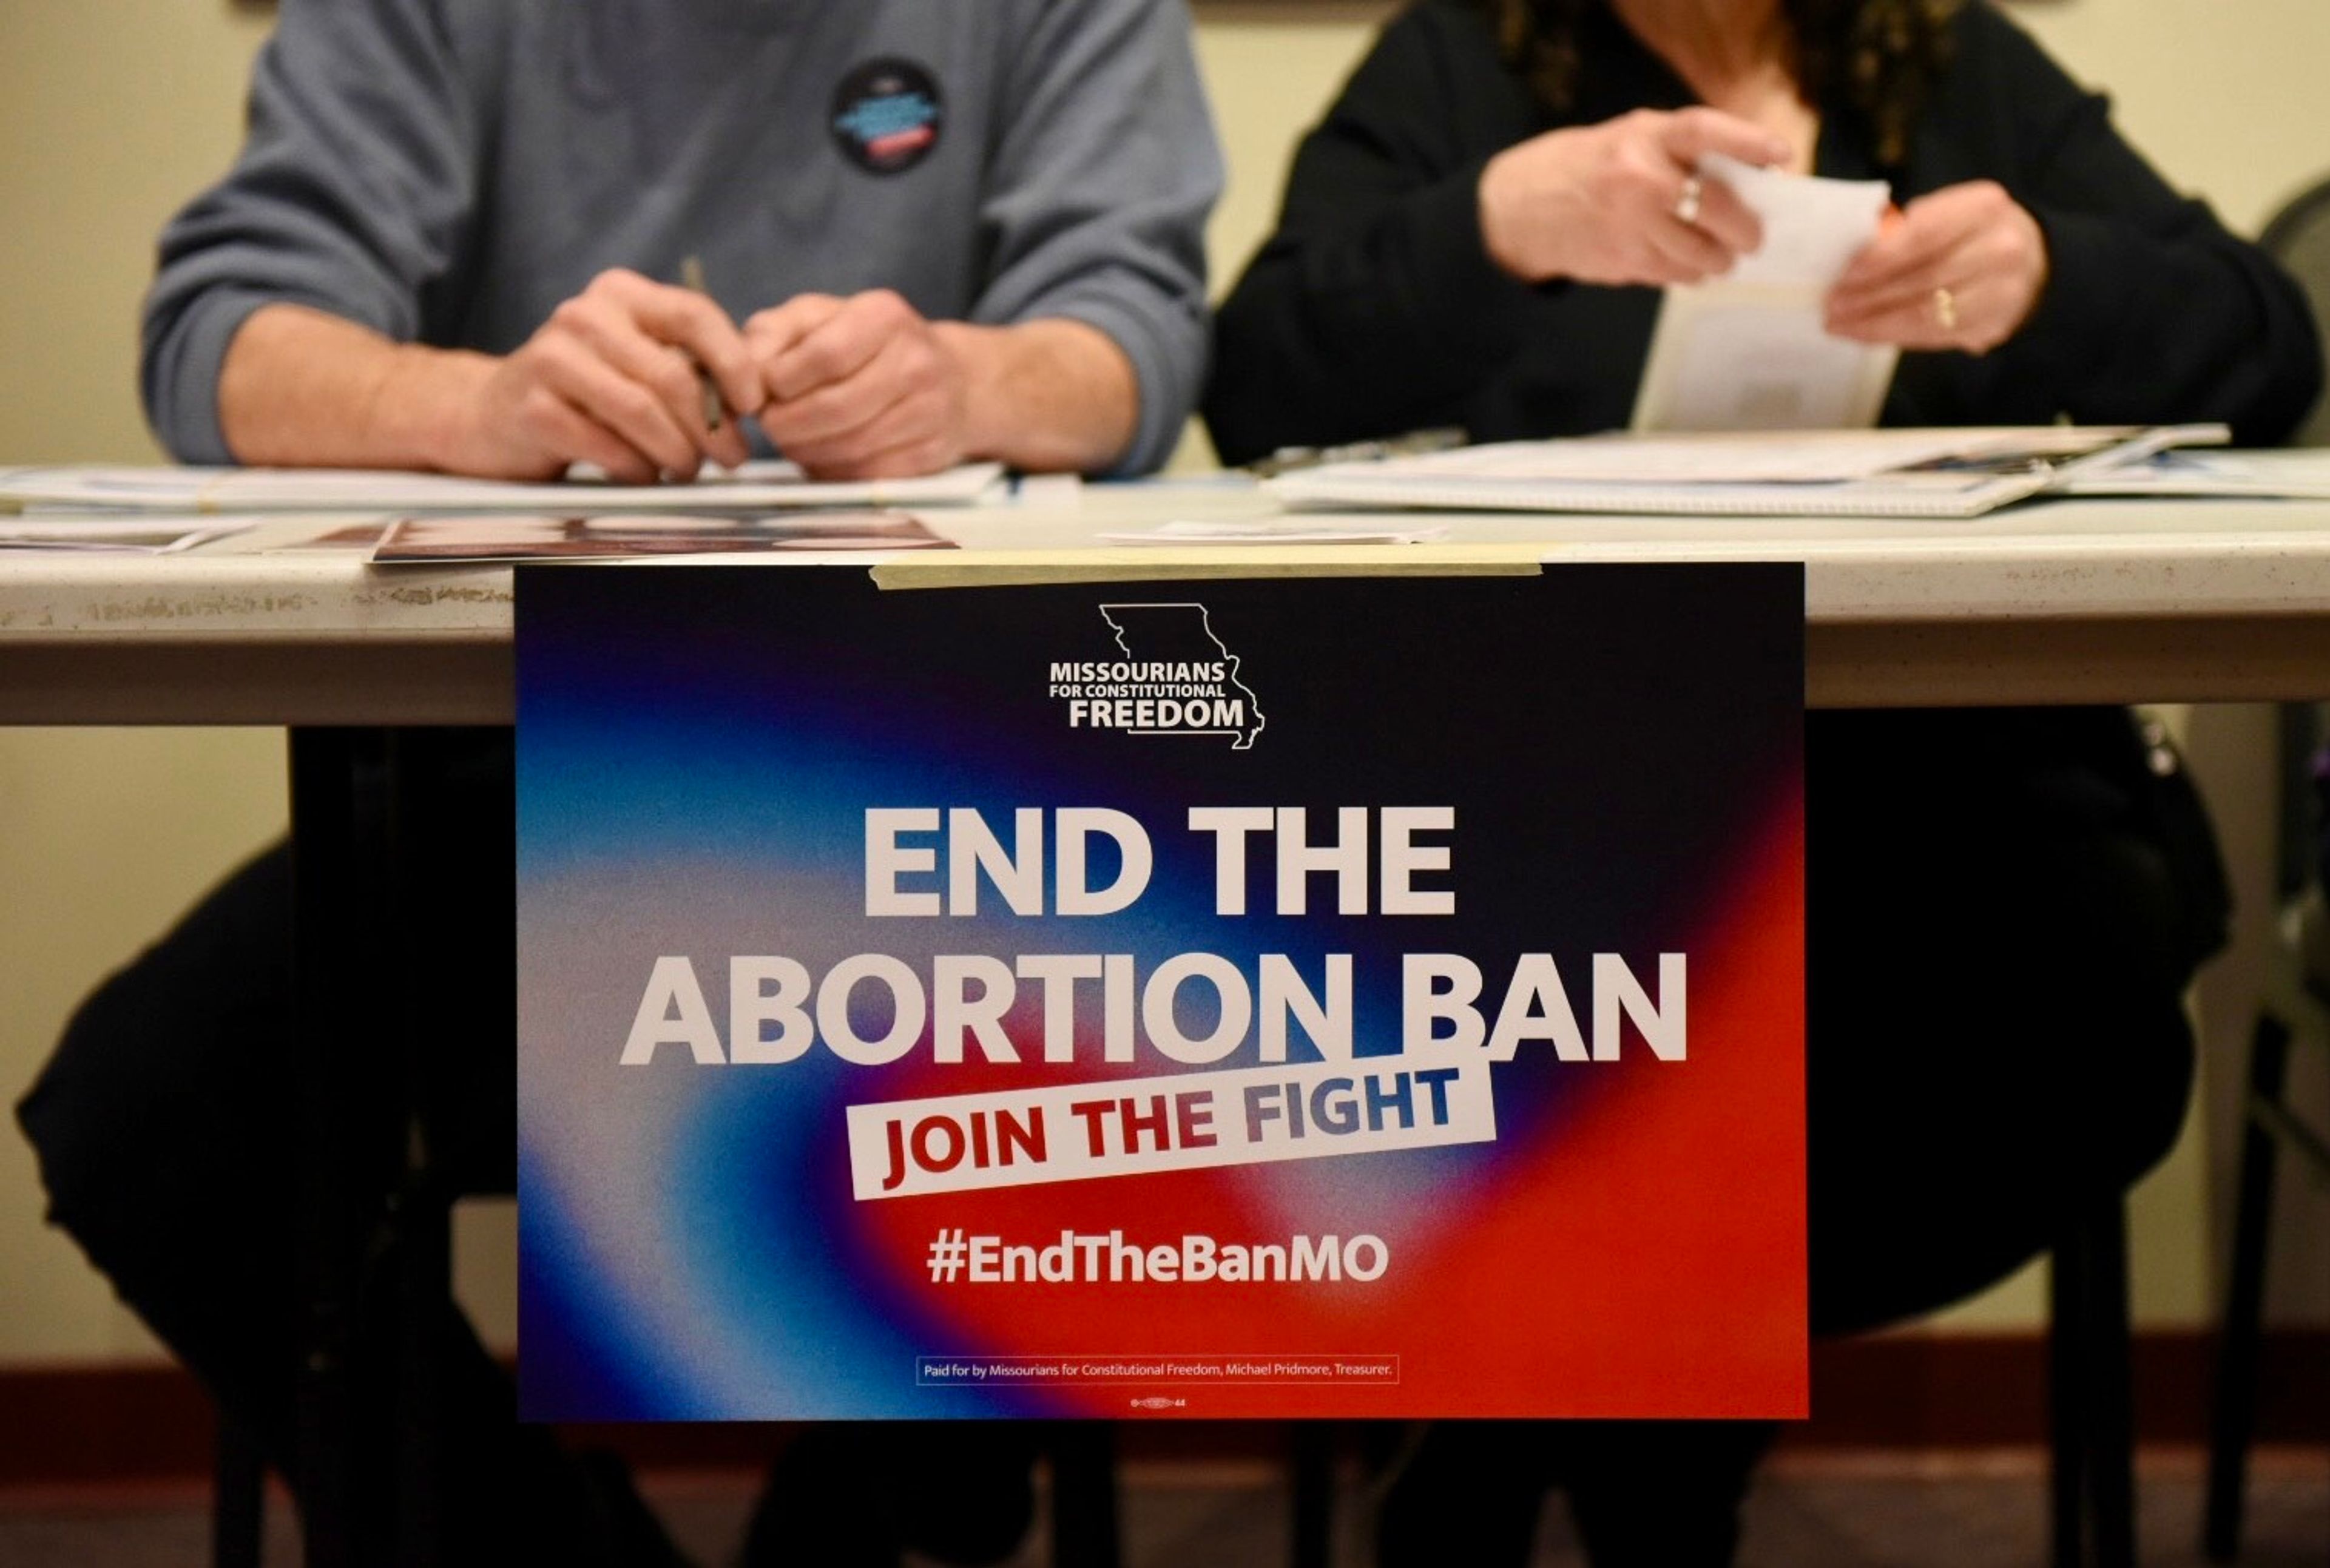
<box><xmin>140</xmin><ymin>0</ymin><xmax>479</xmax><ymax>463</ymax></box>
<box><xmin>971</xmin><ymin>0</ymin><xmax>1223</xmax><ymax>476</ymax></box>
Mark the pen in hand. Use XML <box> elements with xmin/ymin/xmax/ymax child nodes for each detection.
<box><xmin>679</xmin><ymin>255</ymin><xmax>724</xmax><ymax>433</ymax></box>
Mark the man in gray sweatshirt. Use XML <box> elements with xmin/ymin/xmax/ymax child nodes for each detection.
<box><xmin>24</xmin><ymin>2</ymin><xmax>1221</xmax><ymax>1564</ymax></box>
<box><xmin>144</xmin><ymin>0</ymin><xmax>1220</xmax><ymax>481</ymax></box>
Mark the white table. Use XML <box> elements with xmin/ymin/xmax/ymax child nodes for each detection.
<box><xmin>6</xmin><ymin>482</ymin><xmax>2330</xmax><ymax>722</ymax></box>
<box><xmin>7</xmin><ymin>473</ymin><xmax>2323</xmax><ymax>1567</ymax></box>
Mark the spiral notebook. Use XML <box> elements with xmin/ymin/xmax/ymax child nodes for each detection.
<box><xmin>1267</xmin><ymin>425</ymin><xmax>2229</xmax><ymax>519</ymax></box>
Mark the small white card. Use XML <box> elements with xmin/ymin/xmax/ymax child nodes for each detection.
<box><xmin>1097</xmin><ymin>519</ymin><xmax>1450</xmax><ymax>545</ymax></box>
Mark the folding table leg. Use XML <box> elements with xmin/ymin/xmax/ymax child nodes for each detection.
<box><xmin>385</xmin><ymin>731</ymin><xmax>450</xmax><ymax>1568</ymax></box>
<box><xmin>289</xmin><ymin>726</ymin><xmax>400</xmax><ymax>1568</ymax></box>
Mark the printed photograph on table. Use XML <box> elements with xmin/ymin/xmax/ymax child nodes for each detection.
<box><xmin>370</xmin><ymin>510</ymin><xmax>950</xmax><ymax>564</ymax></box>
<box><xmin>515</xmin><ymin>566</ymin><xmax>1808</xmax><ymax>1420</ymax></box>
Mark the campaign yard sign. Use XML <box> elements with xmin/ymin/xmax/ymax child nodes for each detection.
<box><xmin>516</xmin><ymin>565</ymin><xmax>1805</xmax><ymax>1421</ymax></box>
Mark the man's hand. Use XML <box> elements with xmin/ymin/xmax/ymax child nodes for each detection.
<box><xmin>217</xmin><ymin>280</ymin><xmax>762</xmax><ymax>480</ymax></box>
<box><xmin>1477</xmin><ymin>107</ymin><xmax>1789</xmax><ymax>288</ymax></box>
<box><xmin>454</xmin><ymin>268</ymin><xmax>765</xmax><ymax>481</ymax></box>
<box><xmin>218</xmin><ymin>283</ymin><xmax>1135</xmax><ymax>481</ymax></box>
<box><xmin>746</xmin><ymin>290</ymin><xmax>973</xmax><ymax>480</ymax></box>
<box><xmin>1825</xmin><ymin>182</ymin><xmax>2050</xmax><ymax>354</ymax></box>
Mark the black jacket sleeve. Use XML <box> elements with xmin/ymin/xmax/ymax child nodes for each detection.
<box><xmin>1203</xmin><ymin>7</ymin><xmax>1542</xmax><ymax>464</ymax></box>
<box><xmin>1885</xmin><ymin>8</ymin><xmax>2320</xmax><ymax>442</ymax></box>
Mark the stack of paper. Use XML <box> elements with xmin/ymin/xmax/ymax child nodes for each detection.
<box><xmin>1268</xmin><ymin>425</ymin><xmax>2230</xmax><ymax>519</ymax></box>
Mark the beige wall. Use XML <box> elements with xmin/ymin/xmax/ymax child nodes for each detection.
<box><xmin>0</xmin><ymin>2</ymin><xmax>273</xmax><ymax>468</ymax></box>
<box><xmin>2011</xmin><ymin>0</ymin><xmax>2330</xmax><ymax>236</ymax></box>
<box><xmin>2</xmin><ymin>0</ymin><xmax>2326</xmax><ymax>1367</ymax></box>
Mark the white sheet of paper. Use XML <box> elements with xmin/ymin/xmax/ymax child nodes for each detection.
<box><xmin>0</xmin><ymin>459</ymin><xmax>1006</xmax><ymax>513</ymax></box>
<box><xmin>0</xmin><ymin>518</ymin><xmax>248</xmax><ymax>552</ymax></box>
<box><xmin>1632</xmin><ymin>156</ymin><xmax>1896</xmax><ymax>432</ymax></box>
<box><xmin>1098</xmin><ymin>519</ymin><xmax>1450</xmax><ymax>544</ymax></box>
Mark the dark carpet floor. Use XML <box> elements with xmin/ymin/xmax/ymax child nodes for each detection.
<box><xmin>0</xmin><ymin>1448</ymin><xmax>2321</xmax><ymax>1566</ymax></box>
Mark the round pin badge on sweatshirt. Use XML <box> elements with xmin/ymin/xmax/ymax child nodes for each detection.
<box><xmin>831</xmin><ymin>58</ymin><xmax>944</xmax><ymax>174</ymax></box>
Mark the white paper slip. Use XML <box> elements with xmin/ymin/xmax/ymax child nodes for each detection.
<box><xmin>1008</xmin><ymin>472</ymin><xmax>1086</xmax><ymax>509</ymax></box>
<box><xmin>1633</xmin><ymin>291</ymin><xmax>1898</xmax><ymax>432</ymax></box>
<box><xmin>1098</xmin><ymin>519</ymin><xmax>1451</xmax><ymax>545</ymax></box>
<box><xmin>0</xmin><ymin>459</ymin><xmax>1006</xmax><ymax>514</ymax></box>
<box><xmin>1698</xmin><ymin>154</ymin><xmax>1893</xmax><ymax>288</ymax></box>
<box><xmin>1633</xmin><ymin>155</ymin><xmax>1896</xmax><ymax>433</ymax></box>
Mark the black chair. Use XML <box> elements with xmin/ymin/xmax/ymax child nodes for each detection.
<box><xmin>2200</xmin><ymin>175</ymin><xmax>2330</xmax><ymax>1564</ymax></box>
<box><xmin>2259</xmin><ymin>174</ymin><xmax>2330</xmax><ymax>448</ymax></box>
<box><xmin>2201</xmin><ymin>715</ymin><xmax>2330</xmax><ymax>1564</ymax></box>
<box><xmin>2052</xmin><ymin>1198</ymin><xmax>2138</xmax><ymax>1568</ymax></box>
<box><xmin>2203</xmin><ymin>957</ymin><xmax>2330</xmax><ymax>1562</ymax></box>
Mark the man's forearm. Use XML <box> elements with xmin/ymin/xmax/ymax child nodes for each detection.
<box><xmin>217</xmin><ymin>303</ymin><xmax>496</xmax><ymax>471</ymax></box>
<box><xmin>938</xmin><ymin>319</ymin><xmax>1139</xmax><ymax>475</ymax></box>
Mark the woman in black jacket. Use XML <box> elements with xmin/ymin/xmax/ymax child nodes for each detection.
<box><xmin>1207</xmin><ymin>2</ymin><xmax>2320</xmax><ymax>1563</ymax></box>
<box><xmin>1207</xmin><ymin>0</ymin><xmax>2317</xmax><ymax>456</ymax></box>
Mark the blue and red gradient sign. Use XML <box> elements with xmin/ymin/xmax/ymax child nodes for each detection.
<box><xmin>516</xmin><ymin>565</ymin><xmax>1806</xmax><ymax>1421</ymax></box>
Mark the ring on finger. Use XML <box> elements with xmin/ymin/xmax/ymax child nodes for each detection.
<box><xmin>1673</xmin><ymin>174</ymin><xmax>1703</xmax><ymax>227</ymax></box>
<box><xmin>1931</xmin><ymin>286</ymin><xmax>1959</xmax><ymax>332</ymax></box>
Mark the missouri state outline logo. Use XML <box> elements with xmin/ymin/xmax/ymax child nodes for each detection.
<box><xmin>1045</xmin><ymin>603</ymin><xmax>1266</xmax><ymax>749</ymax></box>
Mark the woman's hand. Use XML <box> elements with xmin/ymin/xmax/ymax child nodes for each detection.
<box><xmin>1477</xmin><ymin>107</ymin><xmax>1791</xmax><ymax>288</ymax></box>
<box><xmin>1826</xmin><ymin>181</ymin><xmax>2050</xmax><ymax>354</ymax></box>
